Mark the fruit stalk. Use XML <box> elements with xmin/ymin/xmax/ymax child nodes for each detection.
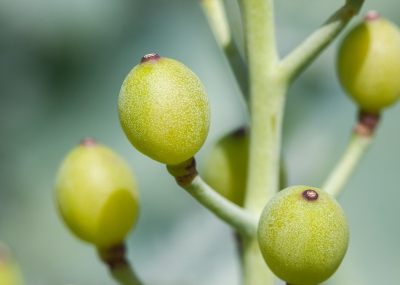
<box><xmin>323</xmin><ymin>112</ymin><xmax>379</xmax><ymax>197</ymax></box>
<box><xmin>200</xmin><ymin>0</ymin><xmax>249</xmax><ymax>101</ymax></box>
<box><xmin>98</xmin><ymin>244</ymin><xmax>143</xmax><ymax>285</ymax></box>
<box><xmin>278</xmin><ymin>4</ymin><xmax>357</xmax><ymax>84</ymax></box>
<box><xmin>167</xmin><ymin>158</ymin><xmax>258</xmax><ymax>237</ymax></box>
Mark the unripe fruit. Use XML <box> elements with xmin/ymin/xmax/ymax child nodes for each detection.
<box><xmin>55</xmin><ymin>138</ymin><xmax>139</xmax><ymax>248</ymax></box>
<box><xmin>203</xmin><ymin>128</ymin><xmax>248</xmax><ymax>206</ymax></box>
<box><xmin>0</xmin><ymin>242</ymin><xmax>24</xmax><ymax>285</ymax></box>
<box><xmin>337</xmin><ymin>11</ymin><xmax>400</xmax><ymax>113</ymax></box>
<box><xmin>258</xmin><ymin>185</ymin><xmax>349</xmax><ymax>285</ymax></box>
<box><xmin>118</xmin><ymin>53</ymin><xmax>211</xmax><ymax>165</ymax></box>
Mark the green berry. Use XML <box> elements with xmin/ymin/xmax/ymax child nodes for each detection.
<box><xmin>337</xmin><ymin>11</ymin><xmax>400</xmax><ymax>113</ymax></box>
<box><xmin>258</xmin><ymin>185</ymin><xmax>349</xmax><ymax>285</ymax></box>
<box><xmin>203</xmin><ymin>128</ymin><xmax>248</xmax><ymax>206</ymax></box>
<box><xmin>55</xmin><ymin>138</ymin><xmax>139</xmax><ymax>249</ymax></box>
<box><xmin>118</xmin><ymin>53</ymin><xmax>211</xmax><ymax>165</ymax></box>
<box><xmin>0</xmin><ymin>242</ymin><xmax>24</xmax><ymax>285</ymax></box>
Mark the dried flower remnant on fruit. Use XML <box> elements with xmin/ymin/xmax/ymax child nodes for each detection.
<box><xmin>80</xmin><ymin>137</ymin><xmax>97</xmax><ymax>147</ymax></box>
<box><xmin>364</xmin><ymin>10</ymin><xmax>379</xmax><ymax>21</ymax></box>
<box><xmin>302</xmin><ymin>189</ymin><xmax>318</xmax><ymax>201</ymax></box>
<box><xmin>141</xmin><ymin>53</ymin><xmax>161</xmax><ymax>63</ymax></box>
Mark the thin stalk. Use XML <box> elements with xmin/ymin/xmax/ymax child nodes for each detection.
<box><xmin>323</xmin><ymin>112</ymin><xmax>379</xmax><ymax>197</ymax></box>
<box><xmin>111</xmin><ymin>266</ymin><xmax>143</xmax><ymax>285</ymax></box>
<box><xmin>200</xmin><ymin>0</ymin><xmax>248</xmax><ymax>100</ymax></box>
<box><xmin>278</xmin><ymin>4</ymin><xmax>358</xmax><ymax>84</ymax></box>
<box><xmin>97</xmin><ymin>244</ymin><xmax>143</xmax><ymax>285</ymax></box>
<box><xmin>167</xmin><ymin>158</ymin><xmax>258</xmax><ymax>237</ymax></box>
<box><xmin>181</xmin><ymin>175</ymin><xmax>258</xmax><ymax>236</ymax></box>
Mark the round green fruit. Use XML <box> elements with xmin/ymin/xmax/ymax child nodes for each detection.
<box><xmin>258</xmin><ymin>185</ymin><xmax>349</xmax><ymax>285</ymax></box>
<box><xmin>203</xmin><ymin>128</ymin><xmax>248</xmax><ymax>206</ymax></box>
<box><xmin>118</xmin><ymin>53</ymin><xmax>211</xmax><ymax>165</ymax></box>
<box><xmin>55</xmin><ymin>138</ymin><xmax>139</xmax><ymax>248</ymax></box>
<box><xmin>337</xmin><ymin>11</ymin><xmax>400</xmax><ymax>113</ymax></box>
<box><xmin>0</xmin><ymin>242</ymin><xmax>24</xmax><ymax>285</ymax></box>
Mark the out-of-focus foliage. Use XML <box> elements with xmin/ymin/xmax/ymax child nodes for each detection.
<box><xmin>0</xmin><ymin>0</ymin><xmax>400</xmax><ymax>284</ymax></box>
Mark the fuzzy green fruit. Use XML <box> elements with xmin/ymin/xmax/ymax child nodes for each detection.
<box><xmin>203</xmin><ymin>128</ymin><xmax>248</xmax><ymax>206</ymax></box>
<box><xmin>55</xmin><ymin>138</ymin><xmax>139</xmax><ymax>248</ymax></box>
<box><xmin>258</xmin><ymin>185</ymin><xmax>349</xmax><ymax>285</ymax></box>
<box><xmin>0</xmin><ymin>242</ymin><xmax>24</xmax><ymax>285</ymax></box>
<box><xmin>118</xmin><ymin>53</ymin><xmax>211</xmax><ymax>165</ymax></box>
<box><xmin>337</xmin><ymin>11</ymin><xmax>400</xmax><ymax>113</ymax></box>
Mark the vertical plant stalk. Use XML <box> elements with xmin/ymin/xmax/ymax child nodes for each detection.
<box><xmin>200</xmin><ymin>0</ymin><xmax>249</xmax><ymax>100</ymax></box>
<box><xmin>239</xmin><ymin>0</ymin><xmax>281</xmax><ymax>284</ymax></box>
<box><xmin>239</xmin><ymin>0</ymin><xmax>280</xmax><ymax>215</ymax></box>
<box><xmin>323</xmin><ymin>112</ymin><xmax>379</xmax><ymax>197</ymax></box>
<box><xmin>98</xmin><ymin>244</ymin><xmax>143</xmax><ymax>285</ymax></box>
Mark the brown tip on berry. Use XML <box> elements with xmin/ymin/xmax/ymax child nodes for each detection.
<box><xmin>232</xmin><ymin>126</ymin><xmax>248</xmax><ymax>137</ymax></box>
<box><xmin>141</xmin><ymin>53</ymin><xmax>161</xmax><ymax>63</ymax></box>
<box><xmin>80</xmin><ymin>138</ymin><xmax>97</xmax><ymax>147</ymax></box>
<box><xmin>302</xmin><ymin>189</ymin><xmax>319</xmax><ymax>201</ymax></box>
<box><xmin>364</xmin><ymin>11</ymin><xmax>380</xmax><ymax>22</ymax></box>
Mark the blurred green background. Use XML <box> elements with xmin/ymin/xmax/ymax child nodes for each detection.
<box><xmin>1</xmin><ymin>0</ymin><xmax>400</xmax><ymax>284</ymax></box>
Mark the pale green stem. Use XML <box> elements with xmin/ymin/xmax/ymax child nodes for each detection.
<box><xmin>180</xmin><ymin>175</ymin><xmax>258</xmax><ymax>237</ymax></box>
<box><xmin>241</xmin><ymin>236</ymin><xmax>275</xmax><ymax>285</ymax></box>
<box><xmin>200</xmin><ymin>0</ymin><xmax>248</xmax><ymax>100</ymax></box>
<box><xmin>111</xmin><ymin>266</ymin><xmax>143</xmax><ymax>285</ymax></box>
<box><xmin>239</xmin><ymin>0</ymin><xmax>280</xmax><ymax>284</ymax></box>
<box><xmin>322</xmin><ymin>133</ymin><xmax>372</xmax><ymax>197</ymax></box>
<box><xmin>239</xmin><ymin>0</ymin><xmax>280</xmax><ymax>214</ymax></box>
<box><xmin>278</xmin><ymin>4</ymin><xmax>358</xmax><ymax>84</ymax></box>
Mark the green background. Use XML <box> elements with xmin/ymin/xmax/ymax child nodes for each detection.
<box><xmin>0</xmin><ymin>0</ymin><xmax>399</xmax><ymax>284</ymax></box>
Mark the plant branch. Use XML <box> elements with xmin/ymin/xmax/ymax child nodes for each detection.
<box><xmin>97</xmin><ymin>244</ymin><xmax>143</xmax><ymax>285</ymax></box>
<box><xmin>238</xmin><ymin>1</ymin><xmax>281</xmax><ymax>284</ymax></box>
<box><xmin>239</xmin><ymin>0</ymin><xmax>282</xmax><ymax>216</ymax></box>
<box><xmin>167</xmin><ymin>158</ymin><xmax>258</xmax><ymax>237</ymax></box>
<box><xmin>200</xmin><ymin>0</ymin><xmax>249</xmax><ymax>100</ymax></box>
<box><xmin>323</xmin><ymin>112</ymin><xmax>379</xmax><ymax>197</ymax></box>
<box><xmin>278</xmin><ymin>3</ymin><xmax>361</xmax><ymax>84</ymax></box>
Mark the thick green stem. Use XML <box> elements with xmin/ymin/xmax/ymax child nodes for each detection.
<box><xmin>239</xmin><ymin>0</ymin><xmax>281</xmax><ymax>214</ymax></box>
<box><xmin>242</xmin><ymin>236</ymin><xmax>275</xmax><ymax>285</ymax></box>
<box><xmin>238</xmin><ymin>1</ymin><xmax>281</xmax><ymax>284</ymax></box>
